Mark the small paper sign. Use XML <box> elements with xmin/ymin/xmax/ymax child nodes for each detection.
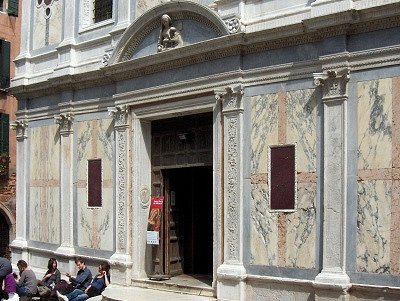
<box><xmin>147</xmin><ymin>231</ymin><xmax>160</xmax><ymax>245</ymax></box>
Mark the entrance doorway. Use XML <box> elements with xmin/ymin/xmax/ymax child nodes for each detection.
<box><xmin>0</xmin><ymin>213</ymin><xmax>10</xmax><ymax>258</ymax></box>
<box><xmin>162</xmin><ymin>167</ymin><xmax>213</xmax><ymax>276</ymax></box>
<box><xmin>149</xmin><ymin>113</ymin><xmax>214</xmax><ymax>278</ymax></box>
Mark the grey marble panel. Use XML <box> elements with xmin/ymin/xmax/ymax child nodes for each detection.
<box><xmin>357</xmin><ymin>180</ymin><xmax>391</xmax><ymax>274</ymax></box>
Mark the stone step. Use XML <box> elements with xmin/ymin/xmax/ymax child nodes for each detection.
<box><xmin>131</xmin><ymin>277</ymin><xmax>215</xmax><ymax>297</ymax></box>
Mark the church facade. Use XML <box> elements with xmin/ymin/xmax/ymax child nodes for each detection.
<box><xmin>10</xmin><ymin>0</ymin><xmax>400</xmax><ymax>300</ymax></box>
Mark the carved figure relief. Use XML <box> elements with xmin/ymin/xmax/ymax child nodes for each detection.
<box><xmin>157</xmin><ymin>14</ymin><xmax>183</xmax><ymax>52</ymax></box>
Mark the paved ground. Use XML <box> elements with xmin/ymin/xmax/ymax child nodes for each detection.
<box><xmin>102</xmin><ymin>285</ymin><xmax>216</xmax><ymax>301</ymax></box>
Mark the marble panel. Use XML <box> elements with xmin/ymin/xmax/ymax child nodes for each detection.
<box><xmin>358</xmin><ymin>78</ymin><xmax>392</xmax><ymax>170</ymax></box>
<box><xmin>33</xmin><ymin>5</ymin><xmax>46</xmax><ymax>50</ymax></box>
<box><xmin>29</xmin><ymin>125</ymin><xmax>60</xmax><ymax>244</ymax></box>
<box><xmin>136</xmin><ymin>0</ymin><xmax>164</xmax><ymax>19</ymax></box>
<box><xmin>48</xmin><ymin>0</ymin><xmax>62</xmax><ymax>46</ymax></box>
<box><xmin>251</xmin><ymin>94</ymin><xmax>279</xmax><ymax>174</ymax></box>
<box><xmin>357</xmin><ymin>180</ymin><xmax>391</xmax><ymax>273</ymax></box>
<box><xmin>286</xmin><ymin>183</ymin><xmax>316</xmax><ymax>269</ymax></box>
<box><xmin>76</xmin><ymin>119</ymin><xmax>114</xmax><ymax>251</ymax></box>
<box><xmin>286</xmin><ymin>89</ymin><xmax>318</xmax><ymax>173</ymax></box>
<box><xmin>250</xmin><ymin>183</ymin><xmax>278</xmax><ymax>265</ymax></box>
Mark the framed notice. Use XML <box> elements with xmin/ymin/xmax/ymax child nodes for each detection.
<box><xmin>146</xmin><ymin>196</ymin><xmax>164</xmax><ymax>245</ymax></box>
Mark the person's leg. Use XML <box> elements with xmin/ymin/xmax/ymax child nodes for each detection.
<box><xmin>70</xmin><ymin>293</ymin><xmax>89</xmax><ymax>301</ymax></box>
<box><xmin>16</xmin><ymin>285</ymin><xmax>29</xmax><ymax>296</ymax></box>
<box><xmin>66</xmin><ymin>289</ymin><xmax>84</xmax><ymax>300</ymax></box>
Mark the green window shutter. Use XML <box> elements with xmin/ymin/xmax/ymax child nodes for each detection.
<box><xmin>7</xmin><ymin>0</ymin><xmax>18</xmax><ymax>16</ymax></box>
<box><xmin>0</xmin><ymin>113</ymin><xmax>9</xmax><ymax>155</ymax></box>
<box><xmin>0</xmin><ymin>40</ymin><xmax>10</xmax><ymax>89</ymax></box>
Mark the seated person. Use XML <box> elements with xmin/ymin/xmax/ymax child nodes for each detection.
<box><xmin>1</xmin><ymin>272</ymin><xmax>18</xmax><ymax>301</ymax></box>
<box><xmin>57</xmin><ymin>262</ymin><xmax>110</xmax><ymax>301</ymax></box>
<box><xmin>16</xmin><ymin>260</ymin><xmax>37</xmax><ymax>298</ymax></box>
<box><xmin>58</xmin><ymin>257</ymin><xmax>92</xmax><ymax>298</ymax></box>
<box><xmin>39</xmin><ymin>258</ymin><xmax>61</xmax><ymax>288</ymax></box>
<box><xmin>38</xmin><ymin>257</ymin><xmax>61</xmax><ymax>297</ymax></box>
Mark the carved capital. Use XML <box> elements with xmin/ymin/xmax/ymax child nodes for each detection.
<box><xmin>54</xmin><ymin>113</ymin><xmax>74</xmax><ymax>134</ymax></box>
<box><xmin>11</xmin><ymin>120</ymin><xmax>28</xmax><ymax>141</ymax></box>
<box><xmin>313</xmin><ymin>69</ymin><xmax>350</xmax><ymax>101</ymax></box>
<box><xmin>215</xmin><ymin>86</ymin><xmax>244</xmax><ymax>113</ymax></box>
<box><xmin>108</xmin><ymin>105</ymin><xmax>129</xmax><ymax>128</ymax></box>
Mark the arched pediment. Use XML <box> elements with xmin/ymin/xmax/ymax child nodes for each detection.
<box><xmin>109</xmin><ymin>1</ymin><xmax>230</xmax><ymax>64</ymax></box>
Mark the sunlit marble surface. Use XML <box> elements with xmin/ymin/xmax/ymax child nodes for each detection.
<box><xmin>250</xmin><ymin>89</ymin><xmax>317</xmax><ymax>267</ymax></box>
<box><xmin>29</xmin><ymin>125</ymin><xmax>60</xmax><ymax>244</ymax></box>
<box><xmin>357</xmin><ymin>78</ymin><xmax>393</xmax><ymax>273</ymax></box>
<box><xmin>358</xmin><ymin>78</ymin><xmax>392</xmax><ymax>170</ymax></box>
<box><xmin>76</xmin><ymin>119</ymin><xmax>114</xmax><ymax>251</ymax></box>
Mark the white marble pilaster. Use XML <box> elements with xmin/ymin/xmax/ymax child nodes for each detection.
<box><xmin>313</xmin><ymin>70</ymin><xmax>351</xmax><ymax>298</ymax></box>
<box><xmin>10</xmin><ymin>120</ymin><xmax>29</xmax><ymax>250</ymax></box>
<box><xmin>215</xmin><ymin>86</ymin><xmax>246</xmax><ymax>301</ymax></box>
<box><xmin>54</xmin><ymin>113</ymin><xmax>75</xmax><ymax>255</ymax></box>
<box><xmin>54</xmin><ymin>1</ymin><xmax>77</xmax><ymax>77</ymax></box>
<box><xmin>109</xmin><ymin>105</ymin><xmax>132</xmax><ymax>265</ymax></box>
<box><xmin>112</xmin><ymin>0</ymin><xmax>135</xmax><ymax>33</ymax></box>
<box><xmin>131</xmin><ymin>116</ymin><xmax>151</xmax><ymax>279</ymax></box>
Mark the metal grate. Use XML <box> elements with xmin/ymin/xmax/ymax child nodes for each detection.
<box><xmin>93</xmin><ymin>0</ymin><xmax>112</xmax><ymax>23</ymax></box>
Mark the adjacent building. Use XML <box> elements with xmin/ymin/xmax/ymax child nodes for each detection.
<box><xmin>0</xmin><ymin>0</ymin><xmax>20</xmax><ymax>259</ymax></box>
<box><xmin>9</xmin><ymin>0</ymin><xmax>400</xmax><ymax>300</ymax></box>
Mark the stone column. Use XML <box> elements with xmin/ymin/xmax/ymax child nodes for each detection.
<box><xmin>10</xmin><ymin>120</ymin><xmax>28</xmax><ymax>250</ymax></box>
<box><xmin>54</xmin><ymin>113</ymin><xmax>75</xmax><ymax>255</ymax></box>
<box><xmin>215</xmin><ymin>86</ymin><xmax>246</xmax><ymax>301</ymax></box>
<box><xmin>109</xmin><ymin>105</ymin><xmax>132</xmax><ymax>265</ymax></box>
<box><xmin>314</xmin><ymin>70</ymin><xmax>351</xmax><ymax>299</ymax></box>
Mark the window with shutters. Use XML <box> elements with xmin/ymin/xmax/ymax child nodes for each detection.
<box><xmin>269</xmin><ymin>145</ymin><xmax>296</xmax><ymax>210</ymax></box>
<box><xmin>88</xmin><ymin>159</ymin><xmax>102</xmax><ymax>207</ymax></box>
<box><xmin>0</xmin><ymin>40</ymin><xmax>10</xmax><ymax>90</ymax></box>
<box><xmin>7</xmin><ymin>0</ymin><xmax>17</xmax><ymax>16</ymax></box>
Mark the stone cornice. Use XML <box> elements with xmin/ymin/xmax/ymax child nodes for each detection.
<box><xmin>10</xmin><ymin>8</ymin><xmax>400</xmax><ymax>100</ymax></box>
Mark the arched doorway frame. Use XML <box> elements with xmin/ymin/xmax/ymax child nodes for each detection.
<box><xmin>0</xmin><ymin>202</ymin><xmax>16</xmax><ymax>257</ymax></box>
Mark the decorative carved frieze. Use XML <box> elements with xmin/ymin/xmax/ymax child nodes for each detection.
<box><xmin>215</xmin><ymin>85</ymin><xmax>244</xmax><ymax>262</ymax></box>
<box><xmin>117</xmin><ymin>130</ymin><xmax>127</xmax><ymax>252</ymax></box>
<box><xmin>108</xmin><ymin>105</ymin><xmax>129</xmax><ymax>128</ymax></box>
<box><xmin>11</xmin><ymin>120</ymin><xmax>28</xmax><ymax>141</ymax></box>
<box><xmin>313</xmin><ymin>69</ymin><xmax>350</xmax><ymax>101</ymax></box>
<box><xmin>54</xmin><ymin>113</ymin><xmax>74</xmax><ymax>134</ymax></box>
<box><xmin>108</xmin><ymin>104</ymin><xmax>130</xmax><ymax>253</ymax></box>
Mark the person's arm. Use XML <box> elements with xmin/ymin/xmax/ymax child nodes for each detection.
<box><xmin>104</xmin><ymin>272</ymin><xmax>110</xmax><ymax>287</ymax></box>
<box><xmin>16</xmin><ymin>271</ymin><xmax>26</xmax><ymax>287</ymax></box>
<box><xmin>55</xmin><ymin>269</ymin><xmax>61</xmax><ymax>284</ymax></box>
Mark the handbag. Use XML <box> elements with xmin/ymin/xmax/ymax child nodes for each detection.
<box><xmin>38</xmin><ymin>285</ymin><xmax>51</xmax><ymax>297</ymax></box>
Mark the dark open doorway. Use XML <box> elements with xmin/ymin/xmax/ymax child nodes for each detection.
<box><xmin>163</xmin><ymin>166</ymin><xmax>213</xmax><ymax>276</ymax></box>
<box><xmin>0</xmin><ymin>213</ymin><xmax>10</xmax><ymax>258</ymax></box>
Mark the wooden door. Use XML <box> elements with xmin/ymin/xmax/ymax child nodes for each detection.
<box><xmin>164</xmin><ymin>170</ymin><xmax>184</xmax><ymax>276</ymax></box>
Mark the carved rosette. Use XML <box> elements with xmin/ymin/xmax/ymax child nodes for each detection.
<box><xmin>108</xmin><ymin>105</ymin><xmax>130</xmax><ymax>253</ymax></box>
<box><xmin>11</xmin><ymin>120</ymin><xmax>28</xmax><ymax>141</ymax></box>
<box><xmin>215</xmin><ymin>86</ymin><xmax>244</xmax><ymax>262</ymax></box>
<box><xmin>313</xmin><ymin>69</ymin><xmax>350</xmax><ymax>102</ymax></box>
<box><xmin>225</xmin><ymin>17</ymin><xmax>241</xmax><ymax>34</ymax></box>
<box><xmin>54</xmin><ymin>113</ymin><xmax>74</xmax><ymax>135</ymax></box>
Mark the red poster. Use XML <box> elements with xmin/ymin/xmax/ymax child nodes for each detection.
<box><xmin>147</xmin><ymin>196</ymin><xmax>164</xmax><ymax>232</ymax></box>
